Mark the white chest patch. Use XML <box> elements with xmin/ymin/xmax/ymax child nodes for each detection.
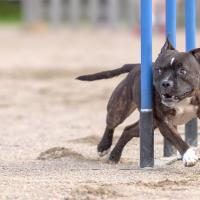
<box><xmin>172</xmin><ymin>97</ymin><xmax>198</xmax><ymax>125</ymax></box>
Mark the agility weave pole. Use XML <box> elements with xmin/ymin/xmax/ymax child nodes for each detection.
<box><xmin>185</xmin><ymin>0</ymin><xmax>198</xmax><ymax>147</ymax></box>
<box><xmin>163</xmin><ymin>0</ymin><xmax>177</xmax><ymax>157</ymax></box>
<box><xmin>140</xmin><ymin>0</ymin><xmax>154</xmax><ymax>168</ymax></box>
<box><xmin>140</xmin><ymin>0</ymin><xmax>198</xmax><ymax>168</ymax></box>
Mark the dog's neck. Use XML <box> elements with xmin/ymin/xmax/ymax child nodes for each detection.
<box><xmin>171</xmin><ymin>97</ymin><xmax>198</xmax><ymax>125</ymax></box>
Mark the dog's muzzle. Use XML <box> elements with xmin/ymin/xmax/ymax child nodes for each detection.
<box><xmin>161</xmin><ymin>91</ymin><xmax>193</xmax><ymax>108</ymax></box>
<box><xmin>161</xmin><ymin>94</ymin><xmax>179</xmax><ymax>108</ymax></box>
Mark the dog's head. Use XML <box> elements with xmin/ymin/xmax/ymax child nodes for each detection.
<box><xmin>153</xmin><ymin>39</ymin><xmax>200</xmax><ymax>108</ymax></box>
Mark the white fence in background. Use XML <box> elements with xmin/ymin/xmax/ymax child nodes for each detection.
<box><xmin>21</xmin><ymin>0</ymin><xmax>137</xmax><ymax>28</ymax></box>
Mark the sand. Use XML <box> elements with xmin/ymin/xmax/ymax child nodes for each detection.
<box><xmin>0</xmin><ymin>27</ymin><xmax>200</xmax><ymax>200</ymax></box>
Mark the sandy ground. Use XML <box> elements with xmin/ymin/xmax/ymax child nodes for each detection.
<box><xmin>0</xmin><ymin>27</ymin><xmax>200</xmax><ymax>199</ymax></box>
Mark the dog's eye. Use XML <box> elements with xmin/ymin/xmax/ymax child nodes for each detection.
<box><xmin>177</xmin><ymin>63</ymin><xmax>183</xmax><ymax>67</ymax></box>
<box><xmin>156</xmin><ymin>68</ymin><xmax>162</xmax><ymax>75</ymax></box>
<box><xmin>178</xmin><ymin>68</ymin><xmax>187</xmax><ymax>75</ymax></box>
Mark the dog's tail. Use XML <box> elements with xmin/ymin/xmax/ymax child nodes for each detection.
<box><xmin>76</xmin><ymin>63</ymin><xmax>138</xmax><ymax>81</ymax></box>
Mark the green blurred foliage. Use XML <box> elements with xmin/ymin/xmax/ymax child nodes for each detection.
<box><xmin>0</xmin><ymin>0</ymin><xmax>21</xmax><ymax>23</ymax></box>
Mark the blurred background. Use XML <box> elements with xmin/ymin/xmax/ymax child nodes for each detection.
<box><xmin>1</xmin><ymin>1</ymin><xmax>200</xmax><ymax>198</ymax></box>
<box><xmin>1</xmin><ymin>0</ymin><xmax>200</xmax><ymax>29</ymax></box>
<box><xmin>0</xmin><ymin>0</ymin><xmax>200</xmax><ymax>72</ymax></box>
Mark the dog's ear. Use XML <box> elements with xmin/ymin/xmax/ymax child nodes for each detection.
<box><xmin>189</xmin><ymin>48</ymin><xmax>200</xmax><ymax>63</ymax></box>
<box><xmin>161</xmin><ymin>38</ymin><xmax>175</xmax><ymax>53</ymax></box>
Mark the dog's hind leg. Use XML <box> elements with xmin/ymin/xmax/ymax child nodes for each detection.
<box><xmin>108</xmin><ymin>121</ymin><xmax>139</xmax><ymax>163</ymax></box>
<box><xmin>97</xmin><ymin>75</ymin><xmax>137</xmax><ymax>157</ymax></box>
<box><xmin>109</xmin><ymin>121</ymin><xmax>157</xmax><ymax>163</ymax></box>
<box><xmin>97</xmin><ymin>127</ymin><xmax>114</xmax><ymax>157</ymax></box>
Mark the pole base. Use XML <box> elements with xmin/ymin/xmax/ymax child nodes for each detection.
<box><xmin>140</xmin><ymin>111</ymin><xmax>154</xmax><ymax>168</ymax></box>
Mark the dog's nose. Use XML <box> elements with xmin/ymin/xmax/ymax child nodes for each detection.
<box><xmin>161</xmin><ymin>80</ymin><xmax>174</xmax><ymax>89</ymax></box>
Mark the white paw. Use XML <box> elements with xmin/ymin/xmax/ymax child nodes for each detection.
<box><xmin>98</xmin><ymin>148</ymin><xmax>110</xmax><ymax>157</ymax></box>
<box><xmin>183</xmin><ymin>148</ymin><xmax>198</xmax><ymax>167</ymax></box>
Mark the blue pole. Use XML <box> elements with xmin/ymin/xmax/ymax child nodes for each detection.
<box><xmin>140</xmin><ymin>0</ymin><xmax>154</xmax><ymax>168</ymax></box>
<box><xmin>185</xmin><ymin>0</ymin><xmax>198</xmax><ymax>146</ymax></box>
<box><xmin>164</xmin><ymin>0</ymin><xmax>177</xmax><ymax>157</ymax></box>
<box><xmin>141</xmin><ymin>0</ymin><xmax>152</xmax><ymax>111</ymax></box>
<box><xmin>166</xmin><ymin>0</ymin><xmax>176</xmax><ymax>47</ymax></box>
<box><xmin>185</xmin><ymin>0</ymin><xmax>196</xmax><ymax>51</ymax></box>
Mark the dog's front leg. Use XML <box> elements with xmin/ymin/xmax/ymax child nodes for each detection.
<box><xmin>157</xmin><ymin>120</ymin><xmax>198</xmax><ymax>167</ymax></box>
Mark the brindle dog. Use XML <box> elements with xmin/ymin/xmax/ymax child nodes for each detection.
<box><xmin>77</xmin><ymin>39</ymin><xmax>200</xmax><ymax>167</ymax></box>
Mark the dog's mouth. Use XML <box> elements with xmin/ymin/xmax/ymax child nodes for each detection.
<box><xmin>161</xmin><ymin>91</ymin><xmax>192</xmax><ymax>107</ymax></box>
<box><xmin>161</xmin><ymin>94</ymin><xmax>179</xmax><ymax>107</ymax></box>
<box><xmin>162</xmin><ymin>94</ymin><xmax>178</xmax><ymax>101</ymax></box>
